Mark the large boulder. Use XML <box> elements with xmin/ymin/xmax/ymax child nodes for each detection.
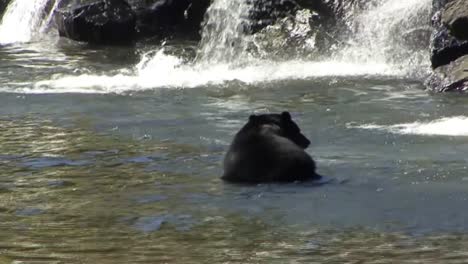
<box><xmin>247</xmin><ymin>0</ymin><xmax>300</xmax><ymax>33</ymax></box>
<box><xmin>431</xmin><ymin>0</ymin><xmax>468</xmax><ymax>68</ymax></box>
<box><xmin>429</xmin><ymin>0</ymin><xmax>468</xmax><ymax>91</ymax></box>
<box><xmin>246</xmin><ymin>0</ymin><xmax>359</xmax><ymax>58</ymax></box>
<box><xmin>442</xmin><ymin>0</ymin><xmax>468</xmax><ymax>40</ymax></box>
<box><xmin>134</xmin><ymin>0</ymin><xmax>211</xmax><ymax>40</ymax></box>
<box><xmin>55</xmin><ymin>0</ymin><xmax>211</xmax><ymax>43</ymax></box>
<box><xmin>294</xmin><ymin>0</ymin><xmax>370</xmax><ymax>53</ymax></box>
<box><xmin>427</xmin><ymin>54</ymin><xmax>468</xmax><ymax>92</ymax></box>
<box><xmin>431</xmin><ymin>25</ymin><xmax>468</xmax><ymax>69</ymax></box>
<box><xmin>55</xmin><ymin>0</ymin><xmax>137</xmax><ymax>44</ymax></box>
<box><xmin>52</xmin><ymin>0</ymin><xmax>349</xmax><ymax>45</ymax></box>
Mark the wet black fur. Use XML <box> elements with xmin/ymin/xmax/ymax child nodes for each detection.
<box><xmin>222</xmin><ymin>112</ymin><xmax>321</xmax><ymax>183</ymax></box>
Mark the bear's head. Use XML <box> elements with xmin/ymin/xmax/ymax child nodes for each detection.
<box><xmin>248</xmin><ymin>111</ymin><xmax>311</xmax><ymax>149</ymax></box>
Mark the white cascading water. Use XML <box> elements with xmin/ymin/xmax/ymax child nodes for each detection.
<box><xmin>0</xmin><ymin>0</ymin><xmax>59</xmax><ymax>44</ymax></box>
<box><xmin>5</xmin><ymin>0</ymin><xmax>432</xmax><ymax>93</ymax></box>
<box><xmin>336</xmin><ymin>0</ymin><xmax>432</xmax><ymax>69</ymax></box>
<box><xmin>196</xmin><ymin>0</ymin><xmax>254</xmax><ymax>65</ymax></box>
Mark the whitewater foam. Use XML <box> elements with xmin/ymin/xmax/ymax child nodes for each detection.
<box><xmin>351</xmin><ymin>117</ymin><xmax>468</xmax><ymax>136</ymax></box>
<box><xmin>336</xmin><ymin>0</ymin><xmax>431</xmax><ymax>70</ymax></box>
<box><xmin>18</xmin><ymin>48</ymin><xmax>400</xmax><ymax>94</ymax></box>
<box><xmin>0</xmin><ymin>0</ymin><xmax>57</xmax><ymax>44</ymax></box>
<box><xmin>0</xmin><ymin>0</ymin><xmax>433</xmax><ymax>94</ymax></box>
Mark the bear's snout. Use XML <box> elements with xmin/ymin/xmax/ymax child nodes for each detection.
<box><xmin>291</xmin><ymin>133</ymin><xmax>311</xmax><ymax>149</ymax></box>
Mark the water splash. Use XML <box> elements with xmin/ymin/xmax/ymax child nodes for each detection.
<box><xmin>336</xmin><ymin>0</ymin><xmax>432</xmax><ymax>70</ymax></box>
<box><xmin>250</xmin><ymin>9</ymin><xmax>317</xmax><ymax>60</ymax></box>
<box><xmin>0</xmin><ymin>0</ymin><xmax>434</xmax><ymax>93</ymax></box>
<box><xmin>196</xmin><ymin>0</ymin><xmax>254</xmax><ymax>65</ymax></box>
<box><xmin>0</xmin><ymin>0</ymin><xmax>59</xmax><ymax>44</ymax></box>
<box><xmin>24</xmin><ymin>48</ymin><xmax>393</xmax><ymax>94</ymax></box>
<box><xmin>351</xmin><ymin>117</ymin><xmax>468</xmax><ymax>136</ymax></box>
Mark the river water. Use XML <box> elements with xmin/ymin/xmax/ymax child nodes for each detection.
<box><xmin>2</xmin><ymin>0</ymin><xmax>468</xmax><ymax>263</ymax></box>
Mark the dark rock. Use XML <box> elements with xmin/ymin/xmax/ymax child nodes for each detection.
<box><xmin>431</xmin><ymin>0</ymin><xmax>468</xmax><ymax>69</ymax></box>
<box><xmin>56</xmin><ymin>0</ymin><xmax>210</xmax><ymax>43</ymax></box>
<box><xmin>52</xmin><ymin>0</ymin><xmax>354</xmax><ymax>46</ymax></box>
<box><xmin>247</xmin><ymin>0</ymin><xmax>300</xmax><ymax>33</ymax></box>
<box><xmin>134</xmin><ymin>0</ymin><xmax>211</xmax><ymax>40</ymax></box>
<box><xmin>294</xmin><ymin>0</ymin><xmax>369</xmax><ymax>53</ymax></box>
<box><xmin>246</xmin><ymin>0</ymin><xmax>350</xmax><ymax>35</ymax></box>
<box><xmin>245</xmin><ymin>0</ymin><xmax>357</xmax><ymax>58</ymax></box>
<box><xmin>0</xmin><ymin>0</ymin><xmax>11</xmax><ymax>20</ymax></box>
<box><xmin>427</xmin><ymin>54</ymin><xmax>468</xmax><ymax>92</ymax></box>
<box><xmin>431</xmin><ymin>23</ymin><xmax>468</xmax><ymax>68</ymax></box>
<box><xmin>54</xmin><ymin>0</ymin><xmax>137</xmax><ymax>45</ymax></box>
<box><xmin>442</xmin><ymin>0</ymin><xmax>468</xmax><ymax>40</ymax></box>
<box><xmin>429</xmin><ymin>0</ymin><xmax>468</xmax><ymax>91</ymax></box>
<box><xmin>429</xmin><ymin>0</ymin><xmax>468</xmax><ymax>92</ymax></box>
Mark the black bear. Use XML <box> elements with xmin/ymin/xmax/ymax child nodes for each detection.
<box><xmin>222</xmin><ymin>112</ymin><xmax>321</xmax><ymax>183</ymax></box>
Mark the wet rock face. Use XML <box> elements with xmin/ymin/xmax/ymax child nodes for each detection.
<box><xmin>429</xmin><ymin>0</ymin><xmax>468</xmax><ymax>92</ymax></box>
<box><xmin>431</xmin><ymin>24</ymin><xmax>468</xmax><ymax>69</ymax></box>
<box><xmin>428</xmin><ymin>54</ymin><xmax>468</xmax><ymax>92</ymax></box>
<box><xmin>55</xmin><ymin>0</ymin><xmax>137</xmax><ymax>44</ymax></box>
<box><xmin>134</xmin><ymin>0</ymin><xmax>211</xmax><ymax>40</ymax></box>
<box><xmin>52</xmin><ymin>0</ymin><xmax>351</xmax><ymax>46</ymax></box>
<box><xmin>0</xmin><ymin>0</ymin><xmax>11</xmax><ymax>19</ymax></box>
<box><xmin>55</xmin><ymin>0</ymin><xmax>211</xmax><ymax>44</ymax></box>
<box><xmin>247</xmin><ymin>0</ymin><xmax>300</xmax><ymax>33</ymax></box>
<box><xmin>442</xmin><ymin>0</ymin><xmax>468</xmax><ymax>40</ymax></box>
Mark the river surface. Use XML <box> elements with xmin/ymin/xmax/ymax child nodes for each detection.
<box><xmin>1</xmin><ymin>38</ymin><xmax>468</xmax><ymax>263</ymax></box>
<box><xmin>2</xmin><ymin>0</ymin><xmax>468</xmax><ymax>261</ymax></box>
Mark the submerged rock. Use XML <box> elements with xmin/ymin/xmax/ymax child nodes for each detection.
<box><xmin>429</xmin><ymin>0</ymin><xmax>468</xmax><ymax>91</ymax></box>
<box><xmin>55</xmin><ymin>0</ymin><xmax>137</xmax><ymax>44</ymax></box>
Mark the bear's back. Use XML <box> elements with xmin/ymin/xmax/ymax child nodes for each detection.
<box><xmin>222</xmin><ymin>112</ymin><xmax>320</xmax><ymax>183</ymax></box>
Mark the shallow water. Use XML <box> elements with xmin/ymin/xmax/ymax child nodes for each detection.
<box><xmin>2</xmin><ymin>37</ymin><xmax>468</xmax><ymax>263</ymax></box>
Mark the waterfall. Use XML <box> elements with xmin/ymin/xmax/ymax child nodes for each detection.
<box><xmin>0</xmin><ymin>0</ymin><xmax>59</xmax><ymax>44</ymax></box>
<box><xmin>194</xmin><ymin>0</ymin><xmax>432</xmax><ymax>73</ymax></box>
<box><xmin>336</xmin><ymin>0</ymin><xmax>432</xmax><ymax>68</ymax></box>
<box><xmin>196</xmin><ymin>0</ymin><xmax>254</xmax><ymax>65</ymax></box>
<box><xmin>24</xmin><ymin>0</ymin><xmax>435</xmax><ymax>93</ymax></box>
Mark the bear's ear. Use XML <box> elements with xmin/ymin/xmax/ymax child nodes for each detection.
<box><xmin>281</xmin><ymin>111</ymin><xmax>291</xmax><ymax>121</ymax></box>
